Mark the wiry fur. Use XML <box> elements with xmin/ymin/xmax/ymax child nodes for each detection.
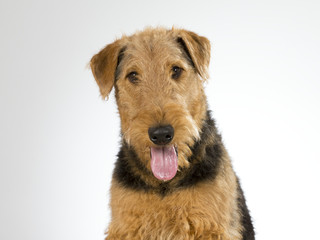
<box><xmin>90</xmin><ymin>27</ymin><xmax>254</xmax><ymax>240</ymax></box>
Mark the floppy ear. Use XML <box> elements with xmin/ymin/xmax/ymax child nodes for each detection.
<box><xmin>178</xmin><ymin>30</ymin><xmax>211</xmax><ymax>80</ymax></box>
<box><xmin>90</xmin><ymin>40</ymin><xmax>122</xmax><ymax>99</ymax></box>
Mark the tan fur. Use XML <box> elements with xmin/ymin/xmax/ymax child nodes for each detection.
<box><xmin>90</xmin><ymin>27</ymin><xmax>245</xmax><ymax>239</ymax></box>
<box><xmin>107</xmin><ymin>152</ymin><xmax>242</xmax><ymax>240</ymax></box>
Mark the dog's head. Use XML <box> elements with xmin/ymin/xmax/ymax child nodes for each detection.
<box><xmin>90</xmin><ymin>28</ymin><xmax>211</xmax><ymax>181</ymax></box>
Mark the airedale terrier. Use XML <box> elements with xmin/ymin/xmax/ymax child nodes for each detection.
<box><xmin>90</xmin><ymin>27</ymin><xmax>255</xmax><ymax>240</ymax></box>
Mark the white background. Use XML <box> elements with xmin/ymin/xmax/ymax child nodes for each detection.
<box><xmin>1</xmin><ymin>0</ymin><xmax>319</xmax><ymax>239</ymax></box>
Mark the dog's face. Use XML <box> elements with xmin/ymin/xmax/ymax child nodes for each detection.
<box><xmin>90</xmin><ymin>28</ymin><xmax>211</xmax><ymax>181</ymax></box>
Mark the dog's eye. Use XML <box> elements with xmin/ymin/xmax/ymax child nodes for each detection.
<box><xmin>171</xmin><ymin>66</ymin><xmax>183</xmax><ymax>80</ymax></box>
<box><xmin>126</xmin><ymin>71</ymin><xmax>139</xmax><ymax>83</ymax></box>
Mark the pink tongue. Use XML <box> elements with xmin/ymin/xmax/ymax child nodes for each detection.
<box><xmin>150</xmin><ymin>146</ymin><xmax>178</xmax><ymax>181</ymax></box>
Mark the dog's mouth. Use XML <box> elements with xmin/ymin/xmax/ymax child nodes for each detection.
<box><xmin>150</xmin><ymin>146</ymin><xmax>178</xmax><ymax>181</ymax></box>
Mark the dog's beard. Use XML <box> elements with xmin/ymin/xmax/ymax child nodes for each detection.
<box><xmin>121</xmin><ymin>107</ymin><xmax>202</xmax><ymax>181</ymax></box>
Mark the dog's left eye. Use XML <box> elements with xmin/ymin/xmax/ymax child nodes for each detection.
<box><xmin>171</xmin><ymin>66</ymin><xmax>183</xmax><ymax>80</ymax></box>
<box><xmin>126</xmin><ymin>71</ymin><xmax>139</xmax><ymax>83</ymax></box>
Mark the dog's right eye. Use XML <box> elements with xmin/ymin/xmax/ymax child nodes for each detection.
<box><xmin>126</xmin><ymin>71</ymin><xmax>139</xmax><ymax>83</ymax></box>
<box><xmin>171</xmin><ymin>66</ymin><xmax>183</xmax><ymax>80</ymax></box>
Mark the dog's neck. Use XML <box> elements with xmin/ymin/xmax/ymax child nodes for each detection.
<box><xmin>113</xmin><ymin>111</ymin><xmax>224</xmax><ymax>196</ymax></box>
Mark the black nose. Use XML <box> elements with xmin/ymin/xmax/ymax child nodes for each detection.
<box><xmin>148</xmin><ymin>125</ymin><xmax>174</xmax><ymax>145</ymax></box>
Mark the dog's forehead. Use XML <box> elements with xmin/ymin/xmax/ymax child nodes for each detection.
<box><xmin>124</xmin><ymin>30</ymin><xmax>183</xmax><ymax>62</ymax></box>
<box><xmin>129</xmin><ymin>29</ymin><xmax>174</xmax><ymax>45</ymax></box>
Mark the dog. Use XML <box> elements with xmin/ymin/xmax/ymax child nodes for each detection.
<box><xmin>90</xmin><ymin>27</ymin><xmax>255</xmax><ymax>240</ymax></box>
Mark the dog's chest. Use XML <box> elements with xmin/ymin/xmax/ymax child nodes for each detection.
<box><xmin>107</xmin><ymin>182</ymin><xmax>235</xmax><ymax>240</ymax></box>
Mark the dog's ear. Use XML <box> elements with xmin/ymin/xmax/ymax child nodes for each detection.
<box><xmin>90</xmin><ymin>40</ymin><xmax>123</xmax><ymax>99</ymax></box>
<box><xmin>178</xmin><ymin>30</ymin><xmax>211</xmax><ymax>80</ymax></box>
